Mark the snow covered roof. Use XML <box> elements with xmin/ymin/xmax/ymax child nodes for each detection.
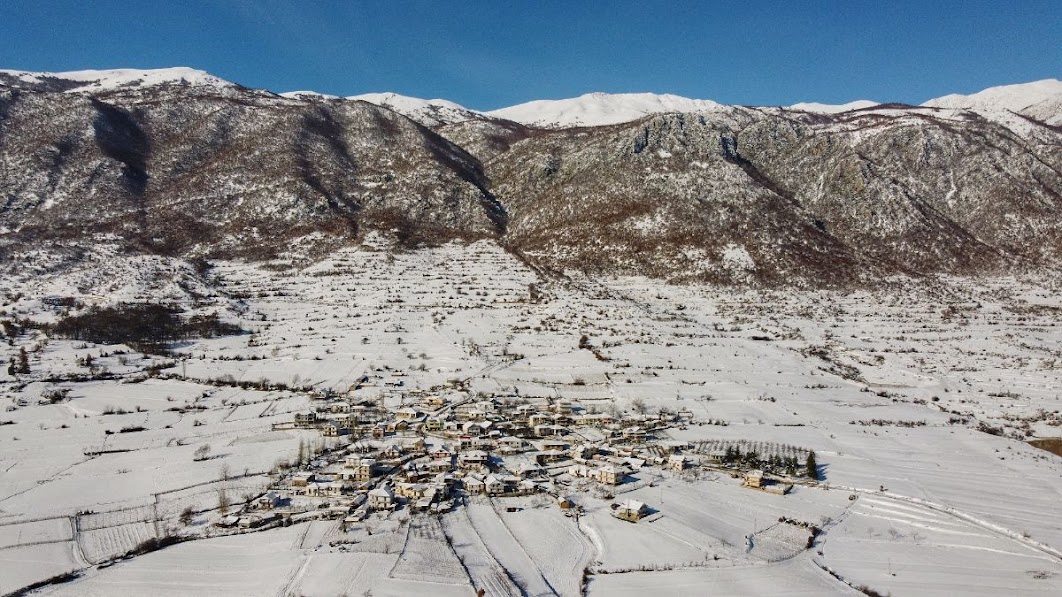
<box><xmin>369</xmin><ymin>485</ymin><xmax>394</xmax><ymax>498</ymax></box>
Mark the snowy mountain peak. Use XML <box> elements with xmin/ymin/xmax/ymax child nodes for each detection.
<box><xmin>921</xmin><ymin>79</ymin><xmax>1062</xmax><ymax>131</ymax></box>
<box><xmin>922</xmin><ymin>78</ymin><xmax>1062</xmax><ymax>112</ymax></box>
<box><xmin>348</xmin><ymin>92</ymin><xmax>467</xmax><ymax>112</ymax></box>
<box><xmin>788</xmin><ymin>100</ymin><xmax>881</xmax><ymax>114</ymax></box>
<box><xmin>346</xmin><ymin>92</ymin><xmax>481</xmax><ymax>127</ymax></box>
<box><xmin>279</xmin><ymin>90</ymin><xmax>341</xmax><ymax>100</ymax></box>
<box><xmin>486</xmin><ymin>92</ymin><xmax>723</xmax><ymax>128</ymax></box>
<box><xmin>0</xmin><ymin>67</ymin><xmax>236</xmax><ymax>93</ymax></box>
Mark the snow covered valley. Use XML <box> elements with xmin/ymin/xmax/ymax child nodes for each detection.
<box><xmin>2</xmin><ymin>239</ymin><xmax>1061</xmax><ymax>596</ymax></box>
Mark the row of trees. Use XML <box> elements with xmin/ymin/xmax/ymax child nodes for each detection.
<box><xmin>721</xmin><ymin>445</ymin><xmax>819</xmax><ymax>479</ymax></box>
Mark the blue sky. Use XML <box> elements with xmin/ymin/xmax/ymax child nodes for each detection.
<box><xmin>2</xmin><ymin>1</ymin><xmax>1059</xmax><ymax>110</ymax></box>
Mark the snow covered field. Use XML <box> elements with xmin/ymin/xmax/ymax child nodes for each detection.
<box><xmin>2</xmin><ymin>239</ymin><xmax>1062</xmax><ymax>595</ymax></box>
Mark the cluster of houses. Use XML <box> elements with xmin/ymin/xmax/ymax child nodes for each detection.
<box><xmin>230</xmin><ymin>376</ymin><xmax>800</xmax><ymax>529</ymax></box>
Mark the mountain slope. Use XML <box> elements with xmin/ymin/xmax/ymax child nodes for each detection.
<box><xmin>923</xmin><ymin>79</ymin><xmax>1062</xmax><ymax>113</ymax></box>
<box><xmin>0</xmin><ymin>80</ymin><xmax>505</xmax><ymax>259</ymax></box>
<box><xmin>486</xmin><ymin>92</ymin><xmax>723</xmax><ymax>128</ymax></box>
<box><xmin>488</xmin><ymin>103</ymin><xmax>1062</xmax><ymax>283</ymax></box>
<box><xmin>2</xmin><ymin>68</ymin><xmax>1061</xmax><ymax>285</ymax></box>
<box><xmin>347</xmin><ymin>92</ymin><xmax>483</xmax><ymax>127</ymax></box>
<box><xmin>787</xmin><ymin>100</ymin><xmax>880</xmax><ymax>113</ymax></box>
<box><xmin>922</xmin><ymin>79</ymin><xmax>1062</xmax><ymax>132</ymax></box>
<box><xmin>488</xmin><ymin>110</ymin><xmax>861</xmax><ymax>285</ymax></box>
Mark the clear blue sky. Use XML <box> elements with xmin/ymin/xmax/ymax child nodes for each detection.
<box><xmin>2</xmin><ymin>1</ymin><xmax>1059</xmax><ymax>110</ymax></box>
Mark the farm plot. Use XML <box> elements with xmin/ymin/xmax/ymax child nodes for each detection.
<box><xmin>78</xmin><ymin>521</ymin><xmax>157</xmax><ymax>563</ymax></box>
<box><xmin>586</xmin><ymin>554</ymin><xmax>855</xmax><ymax>596</ymax></box>
<box><xmin>820</xmin><ymin>494</ymin><xmax>1062</xmax><ymax>597</ymax></box>
<box><xmin>287</xmin><ymin>551</ymin><xmax>397</xmax><ymax>596</ymax></box>
<box><xmin>499</xmin><ymin>502</ymin><xmax>594</xmax><ymax>596</ymax></box>
<box><xmin>340</xmin><ymin>517</ymin><xmax>408</xmax><ymax>555</ymax></box>
<box><xmin>0</xmin><ymin>517</ymin><xmax>72</xmax><ymax>549</ymax></box>
<box><xmin>465</xmin><ymin>501</ymin><xmax>556</xmax><ymax>596</ymax></box>
<box><xmin>389</xmin><ymin>515</ymin><xmax>471</xmax><ymax>586</ymax></box>
<box><xmin>0</xmin><ymin>541</ymin><xmax>81</xmax><ymax>594</ymax></box>
<box><xmin>583</xmin><ymin>504</ymin><xmax>708</xmax><ymax>572</ymax></box>
<box><xmin>156</xmin><ymin>474</ymin><xmax>272</xmax><ymax>521</ymax></box>
<box><xmin>63</xmin><ymin>378</ymin><xmax>209</xmax><ymax>416</ymax></box>
<box><xmin>295</xmin><ymin>520</ymin><xmax>340</xmax><ymax>549</ymax></box>
<box><xmin>748</xmin><ymin>521</ymin><xmax>813</xmax><ymax>562</ymax></box>
<box><xmin>79</xmin><ymin>505</ymin><xmax>155</xmax><ymax>531</ymax></box>
<box><xmin>617</xmin><ymin>476</ymin><xmax>849</xmax><ymax>562</ymax></box>
<box><xmin>440</xmin><ymin>509</ymin><xmax>522</xmax><ymax>597</ymax></box>
<box><xmin>47</xmin><ymin>525</ymin><xmax>307</xmax><ymax>597</ymax></box>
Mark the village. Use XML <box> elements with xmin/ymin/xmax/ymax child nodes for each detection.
<box><xmin>221</xmin><ymin>368</ymin><xmax>814</xmax><ymax>532</ymax></box>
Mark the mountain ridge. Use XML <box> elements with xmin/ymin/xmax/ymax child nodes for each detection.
<box><xmin>2</xmin><ymin>67</ymin><xmax>1061</xmax><ymax>286</ymax></box>
<box><xmin>4</xmin><ymin>67</ymin><xmax>1060</xmax><ymax>131</ymax></box>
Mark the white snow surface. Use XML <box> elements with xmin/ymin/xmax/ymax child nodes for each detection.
<box><xmin>0</xmin><ymin>67</ymin><xmax>235</xmax><ymax>92</ymax></box>
<box><xmin>788</xmin><ymin>99</ymin><xmax>880</xmax><ymax>113</ymax></box>
<box><xmin>4</xmin><ymin>242</ymin><xmax>1062</xmax><ymax>596</ymax></box>
<box><xmin>923</xmin><ymin>79</ymin><xmax>1062</xmax><ymax>131</ymax></box>
<box><xmin>922</xmin><ymin>78</ymin><xmax>1062</xmax><ymax>113</ymax></box>
<box><xmin>486</xmin><ymin>92</ymin><xmax>723</xmax><ymax>127</ymax></box>
<box><xmin>279</xmin><ymin>90</ymin><xmax>341</xmax><ymax>100</ymax></box>
<box><xmin>5</xmin><ymin>66</ymin><xmax>1060</xmax><ymax>131</ymax></box>
<box><xmin>347</xmin><ymin>92</ymin><xmax>480</xmax><ymax>126</ymax></box>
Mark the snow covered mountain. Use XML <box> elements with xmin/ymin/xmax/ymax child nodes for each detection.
<box><xmin>486</xmin><ymin>92</ymin><xmax>723</xmax><ymax>127</ymax></box>
<box><xmin>923</xmin><ymin>78</ymin><xmax>1062</xmax><ymax>113</ymax></box>
<box><xmin>787</xmin><ymin>100</ymin><xmax>880</xmax><ymax>113</ymax></box>
<box><xmin>922</xmin><ymin>79</ymin><xmax>1062</xmax><ymax>128</ymax></box>
<box><xmin>278</xmin><ymin>90</ymin><xmax>341</xmax><ymax>101</ymax></box>
<box><xmin>0</xmin><ymin>67</ymin><xmax>236</xmax><ymax>93</ymax></box>
<box><xmin>0</xmin><ymin>73</ymin><xmax>504</xmax><ymax>260</ymax></box>
<box><xmin>2</xmin><ymin>67</ymin><xmax>1061</xmax><ymax>284</ymax></box>
<box><xmin>347</xmin><ymin>92</ymin><xmax>484</xmax><ymax>127</ymax></box>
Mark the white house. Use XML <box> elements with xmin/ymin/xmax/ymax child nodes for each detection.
<box><xmin>616</xmin><ymin>499</ymin><xmax>648</xmax><ymax>522</ymax></box>
<box><xmin>744</xmin><ymin>469</ymin><xmax>764</xmax><ymax>489</ymax></box>
<box><xmin>368</xmin><ymin>485</ymin><xmax>395</xmax><ymax>510</ymax></box>
<box><xmin>459</xmin><ymin>450</ymin><xmax>489</xmax><ymax>470</ymax></box>
<box><xmin>395</xmin><ymin>407</ymin><xmax>423</xmax><ymax>422</ymax></box>
<box><xmin>464</xmin><ymin>474</ymin><xmax>486</xmax><ymax>494</ymax></box>
<box><xmin>484</xmin><ymin>474</ymin><xmax>507</xmax><ymax>496</ymax></box>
